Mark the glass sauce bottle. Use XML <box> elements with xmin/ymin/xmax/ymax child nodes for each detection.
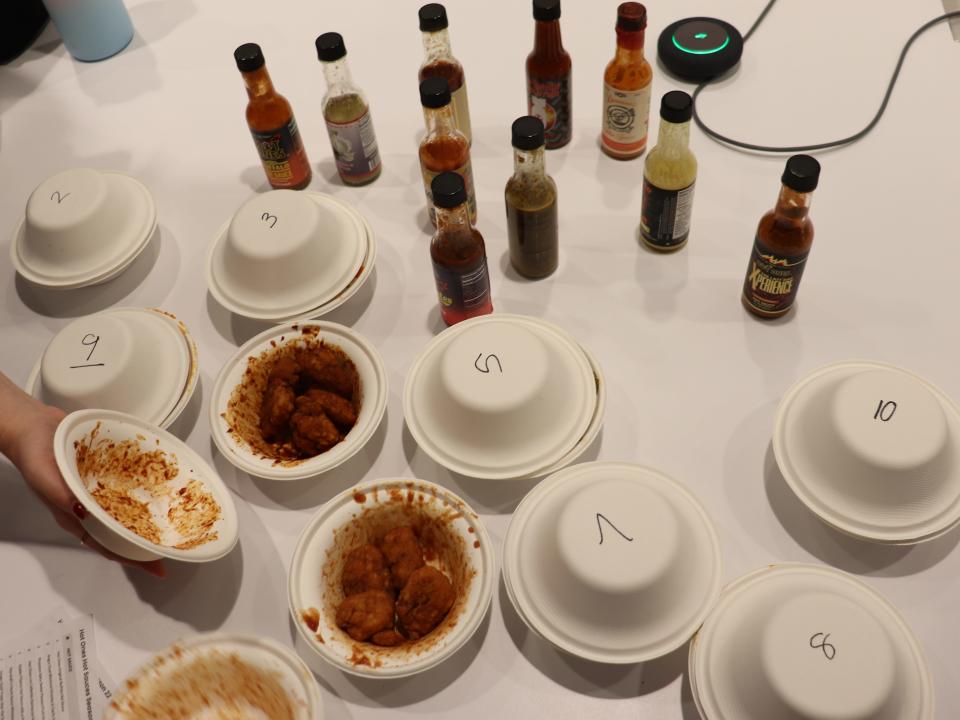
<box><xmin>640</xmin><ymin>91</ymin><xmax>697</xmax><ymax>251</ymax></box>
<box><xmin>418</xmin><ymin>3</ymin><xmax>472</xmax><ymax>145</ymax></box>
<box><xmin>419</xmin><ymin>77</ymin><xmax>476</xmax><ymax>226</ymax></box>
<box><xmin>505</xmin><ymin>116</ymin><xmax>558</xmax><ymax>278</ymax></box>
<box><xmin>742</xmin><ymin>155</ymin><xmax>821</xmax><ymax>318</ymax></box>
<box><xmin>601</xmin><ymin>3</ymin><xmax>652</xmax><ymax>159</ymax></box>
<box><xmin>234</xmin><ymin>43</ymin><xmax>311</xmax><ymax>190</ymax></box>
<box><xmin>315</xmin><ymin>32</ymin><xmax>382</xmax><ymax>185</ymax></box>
<box><xmin>430</xmin><ymin>172</ymin><xmax>493</xmax><ymax>325</ymax></box>
<box><xmin>527</xmin><ymin>0</ymin><xmax>572</xmax><ymax>150</ymax></box>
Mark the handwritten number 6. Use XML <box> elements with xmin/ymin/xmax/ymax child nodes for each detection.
<box><xmin>809</xmin><ymin>632</ymin><xmax>836</xmax><ymax>661</ymax></box>
<box><xmin>474</xmin><ymin>353</ymin><xmax>503</xmax><ymax>374</ymax></box>
<box><xmin>261</xmin><ymin>212</ymin><xmax>278</xmax><ymax>229</ymax></box>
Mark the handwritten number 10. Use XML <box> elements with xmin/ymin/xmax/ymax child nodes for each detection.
<box><xmin>874</xmin><ymin>400</ymin><xmax>897</xmax><ymax>422</ymax></box>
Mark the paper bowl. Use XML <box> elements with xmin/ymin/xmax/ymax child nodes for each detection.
<box><xmin>207</xmin><ymin>191</ymin><xmax>365</xmax><ymax>320</ymax></box>
<box><xmin>106</xmin><ymin>633</ymin><xmax>323</xmax><ymax>720</ymax></box>
<box><xmin>404</xmin><ymin>314</ymin><xmax>597</xmax><ymax>480</ymax></box>
<box><xmin>689</xmin><ymin>563</ymin><xmax>934</xmax><ymax>720</ymax></box>
<box><xmin>54</xmin><ymin>409</ymin><xmax>239</xmax><ymax>562</ymax></box>
<box><xmin>10</xmin><ymin>168</ymin><xmax>156</xmax><ymax>289</ymax></box>
<box><xmin>209</xmin><ymin>322</ymin><xmax>387</xmax><ymax>481</ymax></box>
<box><xmin>289</xmin><ymin>478</ymin><xmax>494</xmax><ymax>678</ymax></box>
<box><xmin>774</xmin><ymin>361</ymin><xmax>960</xmax><ymax>543</ymax></box>
<box><xmin>502</xmin><ymin>462</ymin><xmax>723</xmax><ymax>663</ymax></box>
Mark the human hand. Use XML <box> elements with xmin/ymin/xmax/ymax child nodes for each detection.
<box><xmin>0</xmin><ymin>376</ymin><xmax>165</xmax><ymax>577</ymax></box>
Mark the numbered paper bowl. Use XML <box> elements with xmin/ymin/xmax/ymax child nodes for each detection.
<box><xmin>25</xmin><ymin>307</ymin><xmax>196</xmax><ymax>429</ymax></box>
<box><xmin>10</xmin><ymin>168</ymin><xmax>157</xmax><ymax>289</ymax></box>
<box><xmin>106</xmin><ymin>633</ymin><xmax>323</xmax><ymax>720</ymax></box>
<box><xmin>689</xmin><ymin>563</ymin><xmax>934</xmax><ymax>720</ymax></box>
<box><xmin>502</xmin><ymin>462</ymin><xmax>723</xmax><ymax>664</ymax></box>
<box><xmin>773</xmin><ymin>361</ymin><xmax>960</xmax><ymax>544</ymax></box>
<box><xmin>209</xmin><ymin>322</ymin><xmax>387</xmax><ymax>481</ymax></box>
<box><xmin>404</xmin><ymin>314</ymin><xmax>598</xmax><ymax>480</ymax></box>
<box><xmin>54</xmin><ymin>409</ymin><xmax>239</xmax><ymax>563</ymax></box>
<box><xmin>207</xmin><ymin>190</ymin><xmax>365</xmax><ymax>321</ymax></box>
<box><xmin>289</xmin><ymin>478</ymin><xmax>495</xmax><ymax>678</ymax></box>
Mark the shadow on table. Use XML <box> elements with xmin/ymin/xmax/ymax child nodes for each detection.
<box><xmin>291</xmin><ymin>605</ymin><xmax>491</xmax><ymax>709</ymax></box>
<box><xmin>679</xmin><ymin>669</ymin><xmax>702</xmax><ymax>720</ymax></box>
<box><xmin>163</xmin><ymin>373</ymin><xmax>203</xmax><ymax>441</ymax></box>
<box><xmin>498</xmin><ymin>578</ymin><xmax>686</xmax><ymax>698</ymax></box>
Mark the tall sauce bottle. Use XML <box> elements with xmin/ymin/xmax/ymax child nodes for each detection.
<box><xmin>601</xmin><ymin>3</ymin><xmax>652</xmax><ymax>159</ymax></box>
<box><xmin>234</xmin><ymin>43</ymin><xmax>311</xmax><ymax>190</ymax></box>
<box><xmin>640</xmin><ymin>91</ymin><xmax>697</xmax><ymax>251</ymax></box>
<box><xmin>315</xmin><ymin>32</ymin><xmax>382</xmax><ymax>185</ymax></box>
<box><xmin>741</xmin><ymin>155</ymin><xmax>821</xmax><ymax>318</ymax></box>
<box><xmin>418</xmin><ymin>3</ymin><xmax>472</xmax><ymax>145</ymax></box>
<box><xmin>419</xmin><ymin>77</ymin><xmax>476</xmax><ymax>226</ymax></box>
<box><xmin>430</xmin><ymin>172</ymin><xmax>493</xmax><ymax>325</ymax></box>
<box><xmin>505</xmin><ymin>116</ymin><xmax>558</xmax><ymax>278</ymax></box>
<box><xmin>527</xmin><ymin>0</ymin><xmax>572</xmax><ymax>150</ymax></box>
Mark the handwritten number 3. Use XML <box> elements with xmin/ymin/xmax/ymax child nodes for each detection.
<box><xmin>474</xmin><ymin>353</ymin><xmax>503</xmax><ymax>374</ymax></box>
<box><xmin>809</xmin><ymin>632</ymin><xmax>836</xmax><ymax>661</ymax></box>
<box><xmin>261</xmin><ymin>212</ymin><xmax>278</xmax><ymax>228</ymax></box>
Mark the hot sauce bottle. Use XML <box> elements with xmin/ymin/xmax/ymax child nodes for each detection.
<box><xmin>419</xmin><ymin>77</ymin><xmax>476</xmax><ymax>226</ymax></box>
<box><xmin>418</xmin><ymin>3</ymin><xmax>472</xmax><ymax>145</ymax></box>
<box><xmin>601</xmin><ymin>3</ymin><xmax>652</xmax><ymax>159</ymax></box>
<box><xmin>315</xmin><ymin>33</ymin><xmax>382</xmax><ymax>186</ymax></box>
<box><xmin>505</xmin><ymin>116</ymin><xmax>558</xmax><ymax>278</ymax></box>
<box><xmin>527</xmin><ymin>0</ymin><xmax>572</xmax><ymax>150</ymax></box>
<box><xmin>430</xmin><ymin>172</ymin><xmax>493</xmax><ymax>325</ymax></box>
<box><xmin>741</xmin><ymin>155</ymin><xmax>821</xmax><ymax>318</ymax></box>
<box><xmin>234</xmin><ymin>43</ymin><xmax>311</xmax><ymax>190</ymax></box>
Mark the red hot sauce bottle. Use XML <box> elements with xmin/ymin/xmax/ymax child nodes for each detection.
<box><xmin>526</xmin><ymin>0</ymin><xmax>572</xmax><ymax>150</ymax></box>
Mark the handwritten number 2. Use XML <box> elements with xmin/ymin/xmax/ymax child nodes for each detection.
<box><xmin>809</xmin><ymin>632</ymin><xmax>836</xmax><ymax>661</ymax></box>
<box><xmin>596</xmin><ymin>514</ymin><xmax>634</xmax><ymax>545</ymax></box>
<box><xmin>50</xmin><ymin>191</ymin><xmax>70</xmax><ymax>204</ymax></box>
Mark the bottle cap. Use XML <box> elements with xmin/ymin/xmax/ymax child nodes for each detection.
<box><xmin>782</xmin><ymin>155</ymin><xmax>821</xmax><ymax>193</ymax></box>
<box><xmin>616</xmin><ymin>2</ymin><xmax>646</xmax><ymax>32</ymax></box>
<box><xmin>419</xmin><ymin>3</ymin><xmax>449</xmax><ymax>31</ymax></box>
<box><xmin>234</xmin><ymin>43</ymin><xmax>264</xmax><ymax>72</ymax></box>
<box><xmin>315</xmin><ymin>32</ymin><xmax>347</xmax><ymax>62</ymax></box>
<box><xmin>431</xmin><ymin>172</ymin><xmax>467</xmax><ymax>209</ymax></box>
<box><xmin>660</xmin><ymin>91</ymin><xmax>693</xmax><ymax>123</ymax></box>
<box><xmin>533</xmin><ymin>0</ymin><xmax>561</xmax><ymax>21</ymax></box>
<box><xmin>512</xmin><ymin>116</ymin><xmax>545</xmax><ymax>150</ymax></box>
<box><xmin>420</xmin><ymin>77</ymin><xmax>452</xmax><ymax>108</ymax></box>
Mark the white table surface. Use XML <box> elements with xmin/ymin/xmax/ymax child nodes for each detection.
<box><xmin>3</xmin><ymin>0</ymin><xmax>960</xmax><ymax>717</ymax></box>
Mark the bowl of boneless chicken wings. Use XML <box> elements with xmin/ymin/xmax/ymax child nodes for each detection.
<box><xmin>209</xmin><ymin>322</ymin><xmax>388</xmax><ymax>480</ymax></box>
<box><xmin>289</xmin><ymin>478</ymin><xmax>495</xmax><ymax>677</ymax></box>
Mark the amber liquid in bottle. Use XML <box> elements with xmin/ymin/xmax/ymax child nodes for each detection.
<box><xmin>241</xmin><ymin>63</ymin><xmax>311</xmax><ymax>190</ymax></box>
<box><xmin>602</xmin><ymin>3</ymin><xmax>652</xmax><ymax>159</ymax></box>
<box><xmin>419</xmin><ymin>24</ymin><xmax>472</xmax><ymax>144</ymax></box>
<box><xmin>432</xmin><ymin>197</ymin><xmax>493</xmax><ymax>325</ymax></box>
<box><xmin>420</xmin><ymin>83</ymin><xmax>476</xmax><ymax>226</ymax></box>
<box><xmin>527</xmin><ymin>14</ymin><xmax>572</xmax><ymax>149</ymax></box>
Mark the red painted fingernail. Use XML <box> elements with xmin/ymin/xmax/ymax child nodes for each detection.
<box><xmin>72</xmin><ymin>502</ymin><xmax>87</xmax><ymax>520</ymax></box>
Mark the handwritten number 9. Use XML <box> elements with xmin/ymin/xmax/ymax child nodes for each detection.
<box><xmin>874</xmin><ymin>400</ymin><xmax>897</xmax><ymax>422</ymax></box>
<box><xmin>82</xmin><ymin>334</ymin><xmax>100</xmax><ymax>362</ymax></box>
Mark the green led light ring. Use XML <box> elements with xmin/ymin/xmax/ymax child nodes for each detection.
<box><xmin>672</xmin><ymin>33</ymin><xmax>730</xmax><ymax>55</ymax></box>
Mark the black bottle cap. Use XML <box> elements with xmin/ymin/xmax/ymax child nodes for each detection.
<box><xmin>782</xmin><ymin>154</ymin><xmax>821</xmax><ymax>193</ymax></box>
<box><xmin>512</xmin><ymin>116</ymin><xmax>545</xmax><ymax>150</ymax></box>
<box><xmin>616</xmin><ymin>2</ymin><xmax>646</xmax><ymax>32</ymax></box>
<box><xmin>419</xmin><ymin>3</ymin><xmax>448</xmax><ymax>31</ymax></box>
<box><xmin>420</xmin><ymin>77</ymin><xmax>451</xmax><ymax>108</ymax></box>
<box><xmin>315</xmin><ymin>32</ymin><xmax>346</xmax><ymax>62</ymax></box>
<box><xmin>431</xmin><ymin>172</ymin><xmax>467</xmax><ymax>209</ymax></box>
<box><xmin>533</xmin><ymin>0</ymin><xmax>561</xmax><ymax>21</ymax></box>
<box><xmin>660</xmin><ymin>90</ymin><xmax>693</xmax><ymax>123</ymax></box>
<box><xmin>234</xmin><ymin>43</ymin><xmax>264</xmax><ymax>72</ymax></box>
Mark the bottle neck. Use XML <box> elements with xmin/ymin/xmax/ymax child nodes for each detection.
<box><xmin>655</xmin><ymin>119</ymin><xmax>691</xmax><ymax>157</ymax></box>
<box><xmin>773</xmin><ymin>185</ymin><xmax>814</xmax><ymax>225</ymax></box>
<box><xmin>615</xmin><ymin>27</ymin><xmax>645</xmax><ymax>58</ymax></box>
<box><xmin>321</xmin><ymin>57</ymin><xmax>354</xmax><ymax>92</ymax></box>
<box><xmin>423</xmin><ymin>104</ymin><xmax>457</xmax><ymax>136</ymax></box>
<box><xmin>242</xmin><ymin>66</ymin><xmax>275</xmax><ymax>99</ymax></box>
<box><xmin>513</xmin><ymin>146</ymin><xmax>547</xmax><ymax>178</ymax></box>
<box><xmin>422</xmin><ymin>28</ymin><xmax>453</xmax><ymax>63</ymax></box>
<box><xmin>533</xmin><ymin>19</ymin><xmax>565</xmax><ymax>57</ymax></box>
<box><xmin>436</xmin><ymin>203</ymin><xmax>471</xmax><ymax>234</ymax></box>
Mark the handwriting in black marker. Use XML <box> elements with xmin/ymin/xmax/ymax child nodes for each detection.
<box><xmin>50</xmin><ymin>191</ymin><xmax>70</xmax><ymax>204</ymax></box>
<box><xmin>474</xmin><ymin>353</ymin><xmax>503</xmax><ymax>374</ymax></box>
<box><xmin>69</xmin><ymin>363</ymin><xmax>106</xmax><ymax>369</ymax></box>
<box><xmin>81</xmin><ymin>333</ymin><xmax>100</xmax><ymax>362</ymax></box>
<box><xmin>873</xmin><ymin>400</ymin><xmax>897</xmax><ymax>422</ymax></box>
<box><xmin>261</xmin><ymin>212</ymin><xmax>278</xmax><ymax>228</ymax></box>
<box><xmin>596</xmin><ymin>513</ymin><xmax>634</xmax><ymax>545</ymax></box>
<box><xmin>809</xmin><ymin>632</ymin><xmax>836</xmax><ymax>661</ymax></box>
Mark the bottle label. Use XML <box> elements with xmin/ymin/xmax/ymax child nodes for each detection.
<box><xmin>422</xmin><ymin>159</ymin><xmax>477</xmax><ymax>225</ymax></box>
<box><xmin>640</xmin><ymin>179</ymin><xmax>695</xmax><ymax>248</ymax></box>
<box><xmin>742</xmin><ymin>236</ymin><xmax>810</xmax><ymax>315</ymax></box>
<box><xmin>528</xmin><ymin>74</ymin><xmax>571</xmax><ymax>148</ymax></box>
<box><xmin>433</xmin><ymin>255</ymin><xmax>491</xmax><ymax>312</ymax></box>
<box><xmin>451</xmin><ymin>82</ymin><xmax>472</xmax><ymax>144</ymax></box>
<box><xmin>602</xmin><ymin>82</ymin><xmax>651</xmax><ymax>155</ymax></box>
<box><xmin>325</xmin><ymin>108</ymin><xmax>381</xmax><ymax>184</ymax></box>
<box><xmin>251</xmin><ymin>117</ymin><xmax>309</xmax><ymax>188</ymax></box>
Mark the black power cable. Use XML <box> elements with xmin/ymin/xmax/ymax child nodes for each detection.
<box><xmin>692</xmin><ymin>0</ymin><xmax>960</xmax><ymax>152</ymax></box>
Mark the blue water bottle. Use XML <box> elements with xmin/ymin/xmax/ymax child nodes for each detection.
<box><xmin>42</xmin><ymin>0</ymin><xmax>134</xmax><ymax>62</ymax></box>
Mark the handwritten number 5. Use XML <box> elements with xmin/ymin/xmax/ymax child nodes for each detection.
<box><xmin>474</xmin><ymin>353</ymin><xmax>503</xmax><ymax>374</ymax></box>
